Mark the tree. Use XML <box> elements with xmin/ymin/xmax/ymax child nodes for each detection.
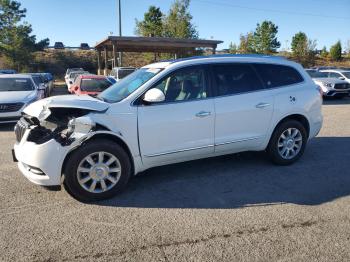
<box><xmin>0</xmin><ymin>0</ymin><xmax>49</xmax><ymax>71</ymax></box>
<box><xmin>290</xmin><ymin>32</ymin><xmax>316</xmax><ymax>66</ymax></box>
<box><xmin>329</xmin><ymin>41</ymin><xmax>342</xmax><ymax>61</ymax></box>
<box><xmin>291</xmin><ymin>32</ymin><xmax>308</xmax><ymax>59</ymax></box>
<box><xmin>252</xmin><ymin>21</ymin><xmax>280</xmax><ymax>54</ymax></box>
<box><xmin>229</xmin><ymin>42</ymin><xmax>238</xmax><ymax>54</ymax></box>
<box><xmin>238</xmin><ymin>32</ymin><xmax>255</xmax><ymax>54</ymax></box>
<box><xmin>320</xmin><ymin>46</ymin><xmax>328</xmax><ymax>58</ymax></box>
<box><xmin>163</xmin><ymin>0</ymin><xmax>198</xmax><ymax>39</ymax></box>
<box><xmin>135</xmin><ymin>6</ymin><xmax>163</xmax><ymax>37</ymax></box>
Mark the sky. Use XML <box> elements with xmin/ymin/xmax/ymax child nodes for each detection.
<box><xmin>19</xmin><ymin>0</ymin><xmax>350</xmax><ymax>51</ymax></box>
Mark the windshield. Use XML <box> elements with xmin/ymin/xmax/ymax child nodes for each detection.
<box><xmin>98</xmin><ymin>68</ymin><xmax>162</xmax><ymax>103</ymax></box>
<box><xmin>81</xmin><ymin>78</ymin><xmax>112</xmax><ymax>92</ymax></box>
<box><xmin>342</xmin><ymin>72</ymin><xmax>350</xmax><ymax>78</ymax></box>
<box><xmin>32</xmin><ymin>75</ymin><xmax>43</xmax><ymax>85</ymax></box>
<box><xmin>0</xmin><ymin>78</ymin><xmax>34</xmax><ymax>91</ymax></box>
<box><xmin>306</xmin><ymin>70</ymin><xmax>327</xmax><ymax>78</ymax></box>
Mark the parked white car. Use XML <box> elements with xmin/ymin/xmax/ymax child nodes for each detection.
<box><xmin>13</xmin><ymin>55</ymin><xmax>323</xmax><ymax>201</ymax></box>
<box><xmin>305</xmin><ymin>69</ymin><xmax>350</xmax><ymax>97</ymax></box>
<box><xmin>320</xmin><ymin>69</ymin><xmax>350</xmax><ymax>84</ymax></box>
<box><xmin>0</xmin><ymin>74</ymin><xmax>46</xmax><ymax>123</ymax></box>
<box><xmin>65</xmin><ymin>71</ymin><xmax>88</xmax><ymax>90</ymax></box>
<box><xmin>109</xmin><ymin>67</ymin><xmax>136</xmax><ymax>82</ymax></box>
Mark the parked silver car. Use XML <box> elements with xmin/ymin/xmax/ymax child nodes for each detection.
<box><xmin>306</xmin><ymin>69</ymin><xmax>350</xmax><ymax>98</ymax></box>
<box><xmin>0</xmin><ymin>74</ymin><xmax>46</xmax><ymax>123</ymax></box>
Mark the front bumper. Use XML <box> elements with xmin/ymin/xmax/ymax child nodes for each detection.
<box><xmin>0</xmin><ymin>110</ymin><xmax>23</xmax><ymax>123</ymax></box>
<box><xmin>14</xmin><ymin>130</ymin><xmax>71</xmax><ymax>186</ymax></box>
<box><xmin>324</xmin><ymin>89</ymin><xmax>350</xmax><ymax>97</ymax></box>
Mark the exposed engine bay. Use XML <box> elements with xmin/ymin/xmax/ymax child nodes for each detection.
<box><xmin>16</xmin><ymin>108</ymin><xmax>99</xmax><ymax>146</ymax></box>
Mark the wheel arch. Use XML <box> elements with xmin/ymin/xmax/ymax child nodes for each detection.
<box><xmin>272</xmin><ymin>113</ymin><xmax>310</xmax><ymax>139</ymax></box>
<box><xmin>61</xmin><ymin>132</ymin><xmax>135</xmax><ymax>180</ymax></box>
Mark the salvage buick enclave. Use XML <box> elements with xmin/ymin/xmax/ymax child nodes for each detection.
<box><xmin>13</xmin><ymin>55</ymin><xmax>323</xmax><ymax>201</ymax></box>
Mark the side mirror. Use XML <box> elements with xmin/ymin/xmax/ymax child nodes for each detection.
<box><xmin>38</xmin><ymin>83</ymin><xmax>46</xmax><ymax>90</ymax></box>
<box><xmin>143</xmin><ymin>88</ymin><xmax>165</xmax><ymax>103</ymax></box>
<box><xmin>339</xmin><ymin>77</ymin><xmax>345</xmax><ymax>80</ymax></box>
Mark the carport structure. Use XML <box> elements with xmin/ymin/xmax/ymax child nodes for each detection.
<box><xmin>94</xmin><ymin>36</ymin><xmax>223</xmax><ymax>75</ymax></box>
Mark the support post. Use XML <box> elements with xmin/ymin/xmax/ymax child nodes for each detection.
<box><xmin>104</xmin><ymin>47</ymin><xmax>108</xmax><ymax>76</ymax></box>
<box><xmin>212</xmin><ymin>46</ymin><xmax>216</xmax><ymax>55</ymax></box>
<box><xmin>112</xmin><ymin>44</ymin><xmax>117</xmax><ymax>68</ymax></box>
<box><xmin>97</xmin><ymin>49</ymin><xmax>101</xmax><ymax>75</ymax></box>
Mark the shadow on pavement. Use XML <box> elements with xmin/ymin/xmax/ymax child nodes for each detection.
<box><xmin>323</xmin><ymin>96</ymin><xmax>350</xmax><ymax>105</ymax></box>
<box><xmin>97</xmin><ymin>136</ymin><xmax>350</xmax><ymax>209</ymax></box>
<box><xmin>0</xmin><ymin>123</ymin><xmax>15</xmax><ymax>132</ymax></box>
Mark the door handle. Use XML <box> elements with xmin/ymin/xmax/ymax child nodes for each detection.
<box><xmin>255</xmin><ymin>102</ymin><xmax>271</xmax><ymax>109</ymax></box>
<box><xmin>195</xmin><ymin>111</ymin><xmax>211</xmax><ymax>118</ymax></box>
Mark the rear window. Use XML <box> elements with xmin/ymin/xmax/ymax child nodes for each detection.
<box><xmin>212</xmin><ymin>64</ymin><xmax>264</xmax><ymax>95</ymax></box>
<box><xmin>81</xmin><ymin>78</ymin><xmax>112</xmax><ymax>92</ymax></box>
<box><xmin>254</xmin><ymin>64</ymin><xmax>304</xmax><ymax>88</ymax></box>
<box><xmin>0</xmin><ymin>78</ymin><xmax>34</xmax><ymax>91</ymax></box>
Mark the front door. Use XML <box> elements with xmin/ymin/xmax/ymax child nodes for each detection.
<box><xmin>138</xmin><ymin>66</ymin><xmax>215</xmax><ymax>167</ymax></box>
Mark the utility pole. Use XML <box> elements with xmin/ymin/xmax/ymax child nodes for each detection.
<box><xmin>118</xmin><ymin>0</ymin><xmax>123</xmax><ymax>67</ymax></box>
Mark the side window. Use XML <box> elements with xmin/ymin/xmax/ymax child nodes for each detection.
<box><xmin>212</xmin><ymin>63</ymin><xmax>264</xmax><ymax>96</ymax></box>
<box><xmin>254</xmin><ymin>63</ymin><xmax>304</xmax><ymax>88</ymax></box>
<box><xmin>153</xmin><ymin>67</ymin><xmax>207</xmax><ymax>103</ymax></box>
<box><xmin>329</xmin><ymin>72</ymin><xmax>340</xmax><ymax>78</ymax></box>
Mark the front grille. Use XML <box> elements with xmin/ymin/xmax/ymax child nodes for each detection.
<box><xmin>334</xmin><ymin>83</ymin><xmax>350</xmax><ymax>90</ymax></box>
<box><xmin>14</xmin><ymin>117</ymin><xmax>29</xmax><ymax>143</ymax></box>
<box><xmin>0</xmin><ymin>103</ymin><xmax>24</xmax><ymax>113</ymax></box>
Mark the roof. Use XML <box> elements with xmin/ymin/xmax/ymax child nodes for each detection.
<box><xmin>143</xmin><ymin>54</ymin><xmax>291</xmax><ymax>69</ymax></box>
<box><xmin>95</xmin><ymin>36</ymin><xmax>222</xmax><ymax>52</ymax></box>
<box><xmin>0</xmin><ymin>74</ymin><xmax>32</xmax><ymax>78</ymax></box>
<box><xmin>79</xmin><ymin>74</ymin><xmax>107</xmax><ymax>79</ymax></box>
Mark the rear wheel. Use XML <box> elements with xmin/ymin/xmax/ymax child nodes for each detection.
<box><xmin>267</xmin><ymin>120</ymin><xmax>307</xmax><ymax>165</ymax></box>
<box><xmin>63</xmin><ymin>139</ymin><xmax>131</xmax><ymax>202</ymax></box>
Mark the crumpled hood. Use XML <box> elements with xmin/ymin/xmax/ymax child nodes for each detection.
<box><xmin>23</xmin><ymin>94</ymin><xmax>109</xmax><ymax>118</ymax></box>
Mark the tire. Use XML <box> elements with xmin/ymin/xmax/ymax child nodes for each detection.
<box><xmin>267</xmin><ymin>120</ymin><xmax>307</xmax><ymax>165</ymax></box>
<box><xmin>63</xmin><ymin>139</ymin><xmax>131</xmax><ymax>202</ymax></box>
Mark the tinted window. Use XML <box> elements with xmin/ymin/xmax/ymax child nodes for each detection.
<box><xmin>212</xmin><ymin>64</ymin><xmax>263</xmax><ymax>96</ymax></box>
<box><xmin>254</xmin><ymin>64</ymin><xmax>303</xmax><ymax>88</ymax></box>
<box><xmin>0</xmin><ymin>78</ymin><xmax>34</xmax><ymax>91</ymax></box>
<box><xmin>329</xmin><ymin>72</ymin><xmax>341</xmax><ymax>78</ymax></box>
<box><xmin>80</xmin><ymin>78</ymin><xmax>112</xmax><ymax>92</ymax></box>
<box><xmin>153</xmin><ymin>66</ymin><xmax>207</xmax><ymax>103</ymax></box>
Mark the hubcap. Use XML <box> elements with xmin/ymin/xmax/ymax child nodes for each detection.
<box><xmin>77</xmin><ymin>151</ymin><xmax>122</xmax><ymax>193</ymax></box>
<box><xmin>277</xmin><ymin>128</ymin><xmax>303</xmax><ymax>160</ymax></box>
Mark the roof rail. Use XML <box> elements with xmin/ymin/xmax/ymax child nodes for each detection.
<box><xmin>161</xmin><ymin>53</ymin><xmax>286</xmax><ymax>64</ymax></box>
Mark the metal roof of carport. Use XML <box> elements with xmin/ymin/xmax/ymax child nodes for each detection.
<box><xmin>95</xmin><ymin>36</ymin><xmax>223</xmax><ymax>53</ymax></box>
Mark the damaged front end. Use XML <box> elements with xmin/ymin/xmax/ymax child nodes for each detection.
<box><xmin>15</xmin><ymin>95</ymin><xmax>110</xmax><ymax>146</ymax></box>
<box><xmin>17</xmin><ymin>108</ymin><xmax>96</xmax><ymax>146</ymax></box>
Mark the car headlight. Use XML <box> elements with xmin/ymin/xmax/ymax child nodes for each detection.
<box><xmin>322</xmin><ymin>82</ymin><xmax>333</xmax><ymax>88</ymax></box>
<box><xmin>68</xmin><ymin>117</ymin><xmax>95</xmax><ymax>135</ymax></box>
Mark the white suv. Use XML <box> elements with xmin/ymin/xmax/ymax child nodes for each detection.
<box><xmin>13</xmin><ymin>55</ymin><xmax>323</xmax><ymax>201</ymax></box>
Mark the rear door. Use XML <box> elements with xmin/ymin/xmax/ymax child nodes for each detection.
<box><xmin>211</xmin><ymin>63</ymin><xmax>274</xmax><ymax>153</ymax></box>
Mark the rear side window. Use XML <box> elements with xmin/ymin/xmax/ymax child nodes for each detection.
<box><xmin>212</xmin><ymin>64</ymin><xmax>264</xmax><ymax>96</ymax></box>
<box><xmin>254</xmin><ymin>63</ymin><xmax>303</xmax><ymax>88</ymax></box>
<box><xmin>81</xmin><ymin>78</ymin><xmax>112</xmax><ymax>92</ymax></box>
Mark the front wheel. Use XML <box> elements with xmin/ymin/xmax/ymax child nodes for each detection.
<box><xmin>63</xmin><ymin>139</ymin><xmax>131</xmax><ymax>202</ymax></box>
<box><xmin>267</xmin><ymin>120</ymin><xmax>307</xmax><ymax>165</ymax></box>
